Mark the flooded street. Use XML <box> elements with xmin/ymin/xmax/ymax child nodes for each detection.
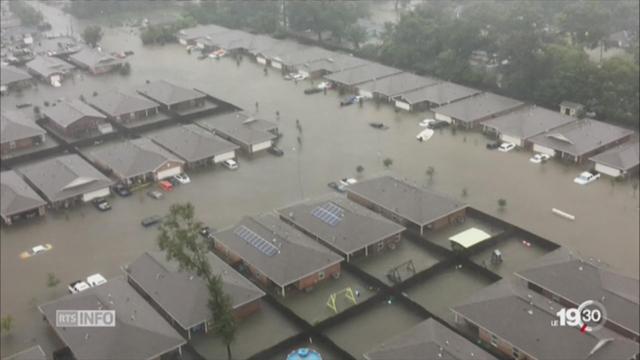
<box><xmin>1</xmin><ymin>2</ymin><xmax>639</xmax><ymax>357</ymax></box>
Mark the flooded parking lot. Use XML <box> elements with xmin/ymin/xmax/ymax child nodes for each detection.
<box><xmin>1</xmin><ymin>2</ymin><xmax>639</xmax><ymax>357</ymax></box>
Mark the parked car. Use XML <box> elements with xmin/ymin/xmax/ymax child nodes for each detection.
<box><xmin>486</xmin><ymin>142</ymin><xmax>501</xmax><ymax>150</ymax></box>
<box><xmin>283</xmin><ymin>73</ymin><xmax>294</xmax><ymax>80</ymax></box>
<box><xmin>68</xmin><ymin>280</ymin><xmax>90</xmax><ymax>294</ymax></box>
<box><xmin>292</xmin><ymin>72</ymin><xmax>308</xmax><ymax>81</ymax></box>
<box><xmin>30</xmin><ymin>244</ymin><xmax>52</xmax><ymax>256</ymax></box>
<box><xmin>498</xmin><ymin>142</ymin><xmax>516</xmax><ymax>152</ymax></box>
<box><xmin>174</xmin><ymin>173</ymin><xmax>191</xmax><ymax>184</ymax></box>
<box><xmin>340</xmin><ymin>95</ymin><xmax>359</xmax><ymax>106</ymax></box>
<box><xmin>339</xmin><ymin>178</ymin><xmax>357</xmax><ymax>187</ymax></box>
<box><xmin>427</xmin><ymin>120</ymin><xmax>449</xmax><ymax>129</ymax></box>
<box><xmin>141</xmin><ymin>215</ymin><xmax>163</xmax><ymax>227</ymax></box>
<box><xmin>93</xmin><ymin>198</ymin><xmax>111</xmax><ymax>211</ymax></box>
<box><xmin>208</xmin><ymin>49</ymin><xmax>226</xmax><ymax>58</ymax></box>
<box><xmin>419</xmin><ymin>118</ymin><xmax>434</xmax><ymax>127</ymax></box>
<box><xmin>159</xmin><ymin>180</ymin><xmax>173</xmax><ymax>191</ymax></box>
<box><xmin>317</xmin><ymin>81</ymin><xmax>334</xmax><ymax>90</ymax></box>
<box><xmin>304</xmin><ymin>87</ymin><xmax>323</xmax><ymax>95</ymax></box>
<box><xmin>369</xmin><ymin>122</ymin><xmax>388</xmax><ymax>130</ymax></box>
<box><xmin>167</xmin><ymin>177</ymin><xmax>181</xmax><ymax>187</ymax></box>
<box><xmin>574</xmin><ymin>171</ymin><xmax>600</xmax><ymax>185</ymax></box>
<box><xmin>147</xmin><ymin>190</ymin><xmax>163</xmax><ymax>200</ymax></box>
<box><xmin>268</xmin><ymin>146</ymin><xmax>284</xmax><ymax>156</ymax></box>
<box><xmin>529</xmin><ymin>153</ymin><xmax>551</xmax><ymax>164</ymax></box>
<box><xmin>416</xmin><ymin>128</ymin><xmax>434</xmax><ymax>142</ymax></box>
<box><xmin>86</xmin><ymin>273</ymin><xmax>107</xmax><ymax>287</ymax></box>
<box><xmin>223</xmin><ymin>159</ymin><xmax>238</xmax><ymax>170</ymax></box>
<box><xmin>328</xmin><ymin>181</ymin><xmax>343</xmax><ymax>193</ymax></box>
<box><xmin>114</xmin><ymin>184</ymin><xmax>131</xmax><ymax>197</ymax></box>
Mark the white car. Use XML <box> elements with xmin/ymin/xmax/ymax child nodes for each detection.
<box><xmin>317</xmin><ymin>81</ymin><xmax>332</xmax><ymax>89</ymax></box>
<box><xmin>529</xmin><ymin>153</ymin><xmax>550</xmax><ymax>164</ymax></box>
<box><xmin>292</xmin><ymin>72</ymin><xmax>308</xmax><ymax>81</ymax></box>
<box><xmin>574</xmin><ymin>171</ymin><xmax>600</xmax><ymax>185</ymax></box>
<box><xmin>223</xmin><ymin>159</ymin><xmax>238</xmax><ymax>170</ymax></box>
<box><xmin>419</xmin><ymin>118</ymin><xmax>434</xmax><ymax>127</ymax></box>
<box><xmin>86</xmin><ymin>273</ymin><xmax>107</xmax><ymax>287</ymax></box>
<box><xmin>498</xmin><ymin>142</ymin><xmax>516</xmax><ymax>152</ymax></box>
<box><xmin>68</xmin><ymin>280</ymin><xmax>90</xmax><ymax>294</ymax></box>
<box><xmin>416</xmin><ymin>128</ymin><xmax>434</xmax><ymax>142</ymax></box>
<box><xmin>173</xmin><ymin>173</ymin><xmax>191</xmax><ymax>184</ymax></box>
<box><xmin>339</xmin><ymin>178</ymin><xmax>357</xmax><ymax>187</ymax></box>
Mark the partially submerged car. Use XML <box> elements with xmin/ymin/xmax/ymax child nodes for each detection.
<box><xmin>93</xmin><ymin>198</ymin><xmax>111</xmax><ymax>211</ymax></box>
<box><xmin>68</xmin><ymin>280</ymin><xmax>90</xmax><ymax>294</ymax></box>
<box><xmin>340</xmin><ymin>95</ymin><xmax>359</xmax><ymax>106</ymax></box>
<box><xmin>529</xmin><ymin>153</ymin><xmax>551</xmax><ymax>164</ymax></box>
<box><xmin>574</xmin><ymin>171</ymin><xmax>600</xmax><ymax>185</ymax></box>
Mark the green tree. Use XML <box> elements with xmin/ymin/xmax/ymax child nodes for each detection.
<box><xmin>383</xmin><ymin>158</ymin><xmax>393</xmax><ymax>168</ymax></box>
<box><xmin>158</xmin><ymin>203</ymin><xmax>236</xmax><ymax>359</ymax></box>
<box><xmin>346</xmin><ymin>25</ymin><xmax>368</xmax><ymax>49</ymax></box>
<box><xmin>498</xmin><ymin>198</ymin><xmax>507</xmax><ymax>211</ymax></box>
<box><xmin>356</xmin><ymin>165</ymin><xmax>365</xmax><ymax>175</ymax></box>
<box><xmin>426</xmin><ymin>166</ymin><xmax>435</xmax><ymax>183</ymax></box>
<box><xmin>82</xmin><ymin>25</ymin><xmax>103</xmax><ymax>48</ymax></box>
<box><xmin>8</xmin><ymin>1</ymin><xmax>43</xmax><ymax>26</ymax></box>
<box><xmin>1</xmin><ymin>315</ymin><xmax>13</xmax><ymax>335</ymax></box>
<box><xmin>47</xmin><ymin>272</ymin><xmax>60</xmax><ymax>288</ymax></box>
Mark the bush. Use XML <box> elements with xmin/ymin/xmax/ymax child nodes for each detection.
<box><xmin>119</xmin><ymin>62</ymin><xmax>131</xmax><ymax>75</ymax></box>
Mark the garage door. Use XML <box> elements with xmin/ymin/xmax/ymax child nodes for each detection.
<box><xmin>358</xmin><ymin>89</ymin><xmax>373</xmax><ymax>99</ymax></box>
<box><xmin>298</xmin><ymin>70</ymin><xmax>309</xmax><ymax>78</ymax></box>
<box><xmin>156</xmin><ymin>166</ymin><xmax>182</xmax><ymax>180</ymax></box>
<box><xmin>435</xmin><ymin>113</ymin><xmax>452</xmax><ymax>123</ymax></box>
<box><xmin>82</xmin><ymin>187</ymin><xmax>110</xmax><ymax>202</ymax></box>
<box><xmin>256</xmin><ymin>56</ymin><xmax>267</xmax><ymax>65</ymax></box>
<box><xmin>533</xmin><ymin>144</ymin><xmax>556</xmax><ymax>156</ymax></box>
<box><xmin>214</xmin><ymin>151</ymin><xmax>235</xmax><ymax>163</ymax></box>
<box><xmin>500</xmin><ymin>134</ymin><xmax>522</xmax><ymax>147</ymax></box>
<box><xmin>252</xmin><ymin>141</ymin><xmax>272</xmax><ymax>153</ymax></box>
<box><xmin>271</xmin><ymin>61</ymin><xmax>282</xmax><ymax>69</ymax></box>
<box><xmin>394</xmin><ymin>100</ymin><xmax>411</xmax><ymax>111</ymax></box>
<box><xmin>595</xmin><ymin>163</ymin><xmax>621</xmax><ymax>177</ymax></box>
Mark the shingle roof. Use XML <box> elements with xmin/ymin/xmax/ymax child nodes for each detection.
<box><xmin>147</xmin><ymin>124</ymin><xmax>239</xmax><ymax>163</ymax></box>
<box><xmin>1</xmin><ymin>170</ymin><xmax>46</xmax><ymax>218</ymax></box>
<box><xmin>434</xmin><ymin>92</ymin><xmax>524</xmax><ymax>123</ymax></box>
<box><xmin>18</xmin><ymin>154</ymin><xmax>113</xmax><ymax>203</ymax></box>
<box><xmin>196</xmin><ymin>112</ymin><xmax>276</xmax><ymax>147</ymax></box>
<box><xmin>2</xmin><ymin>345</ymin><xmax>47</xmax><ymax>360</ymax></box>
<box><xmin>357</xmin><ymin>72</ymin><xmax>439</xmax><ymax>98</ymax></box>
<box><xmin>364</xmin><ymin>318</ymin><xmax>497</xmax><ymax>360</ymax></box>
<box><xmin>26</xmin><ymin>56</ymin><xmax>75</xmax><ymax>78</ymax></box>
<box><xmin>178</xmin><ymin>24</ymin><xmax>230</xmax><ymax>42</ymax></box>
<box><xmin>299</xmin><ymin>53</ymin><xmax>369</xmax><ymax>74</ymax></box>
<box><xmin>347</xmin><ymin>176</ymin><xmax>466</xmax><ymax>227</ymax></box>
<box><xmin>482</xmin><ymin>105</ymin><xmax>577</xmax><ymax>140</ymax></box>
<box><xmin>136</xmin><ymin>80</ymin><xmax>205</xmax><ymax>106</ymax></box>
<box><xmin>396</xmin><ymin>81</ymin><xmax>480</xmax><ymax>106</ymax></box>
<box><xmin>88</xmin><ymin>138</ymin><xmax>184</xmax><ymax>180</ymax></box>
<box><xmin>278</xmin><ymin>195</ymin><xmax>405</xmax><ymax>256</ymax></box>
<box><xmin>43</xmin><ymin>99</ymin><xmax>106</xmax><ymax>129</ymax></box>
<box><xmin>1</xmin><ymin>110</ymin><xmax>45</xmax><ymax>144</ymax></box>
<box><xmin>127</xmin><ymin>251</ymin><xmax>265</xmax><ymax>330</ymax></box>
<box><xmin>528</xmin><ymin>119</ymin><xmax>634</xmax><ymax>157</ymax></box>
<box><xmin>68</xmin><ymin>48</ymin><xmax>121</xmax><ymax>69</ymax></box>
<box><xmin>88</xmin><ymin>89</ymin><xmax>159</xmax><ymax>118</ymax></box>
<box><xmin>39</xmin><ymin>277</ymin><xmax>185</xmax><ymax>360</ymax></box>
<box><xmin>199</xmin><ymin>29</ymin><xmax>255</xmax><ymax>51</ymax></box>
<box><xmin>324</xmin><ymin>63</ymin><xmax>402</xmax><ymax>86</ymax></box>
<box><xmin>515</xmin><ymin>247</ymin><xmax>639</xmax><ymax>336</ymax></box>
<box><xmin>452</xmin><ymin>280</ymin><xmax>639</xmax><ymax>360</ymax></box>
<box><xmin>589</xmin><ymin>140</ymin><xmax>640</xmax><ymax>171</ymax></box>
<box><xmin>0</xmin><ymin>65</ymin><xmax>32</xmax><ymax>85</ymax></box>
<box><xmin>213</xmin><ymin>214</ymin><xmax>343</xmax><ymax>288</ymax></box>
<box><xmin>267</xmin><ymin>45</ymin><xmax>335</xmax><ymax>67</ymax></box>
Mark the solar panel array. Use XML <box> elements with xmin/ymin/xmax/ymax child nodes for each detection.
<box><xmin>311</xmin><ymin>202</ymin><xmax>344</xmax><ymax>226</ymax></box>
<box><xmin>234</xmin><ymin>225</ymin><xmax>278</xmax><ymax>256</ymax></box>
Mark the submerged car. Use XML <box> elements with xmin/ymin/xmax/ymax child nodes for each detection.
<box><xmin>486</xmin><ymin>142</ymin><xmax>501</xmax><ymax>150</ymax></box>
<box><xmin>340</xmin><ymin>95</ymin><xmax>359</xmax><ymax>106</ymax></box>
<box><xmin>416</xmin><ymin>128</ymin><xmax>434</xmax><ymax>142</ymax></box>
<box><xmin>114</xmin><ymin>184</ymin><xmax>131</xmax><ymax>197</ymax></box>
<box><xmin>93</xmin><ymin>198</ymin><xmax>111</xmax><ymax>211</ymax></box>
<box><xmin>141</xmin><ymin>215</ymin><xmax>163</xmax><ymax>227</ymax></box>
<box><xmin>427</xmin><ymin>120</ymin><xmax>449</xmax><ymax>129</ymax></box>
<box><xmin>147</xmin><ymin>190</ymin><xmax>164</xmax><ymax>200</ymax></box>
<box><xmin>86</xmin><ymin>273</ymin><xmax>107</xmax><ymax>287</ymax></box>
<box><xmin>498</xmin><ymin>142</ymin><xmax>516</xmax><ymax>152</ymax></box>
<box><xmin>529</xmin><ymin>153</ymin><xmax>551</xmax><ymax>164</ymax></box>
<box><xmin>223</xmin><ymin>159</ymin><xmax>238</xmax><ymax>170</ymax></box>
<box><xmin>68</xmin><ymin>280</ymin><xmax>90</xmax><ymax>294</ymax></box>
<box><xmin>419</xmin><ymin>118</ymin><xmax>434</xmax><ymax>127</ymax></box>
<box><xmin>174</xmin><ymin>173</ymin><xmax>191</xmax><ymax>184</ymax></box>
<box><xmin>304</xmin><ymin>87</ymin><xmax>323</xmax><ymax>95</ymax></box>
<box><xmin>574</xmin><ymin>171</ymin><xmax>600</xmax><ymax>185</ymax></box>
<box><xmin>268</xmin><ymin>146</ymin><xmax>284</xmax><ymax>156</ymax></box>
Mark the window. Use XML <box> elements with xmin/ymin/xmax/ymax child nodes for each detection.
<box><xmin>318</xmin><ymin>271</ymin><xmax>325</xmax><ymax>280</ymax></box>
<box><xmin>490</xmin><ymin>334</ymin><xmax>498</xmax><ymax>347</ymax></box>
<box><xmin>512</xmin><ymin>347</ymin><xmax>520</xmax><ymax>359</ymax></box>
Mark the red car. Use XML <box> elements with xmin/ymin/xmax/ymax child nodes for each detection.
<box><xmin>159</xmin><ymin>180</ymin><xmax>173</xmax><ymax>192</ymax></box>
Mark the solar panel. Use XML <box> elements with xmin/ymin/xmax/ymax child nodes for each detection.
<box><xmin>311</xmin><ymin>202</ymin><xmax>344</xmax><ymax>226</ymax></box>
<box><xmin>234</xmin><ymin>225</ymin><xmax>278</xmax><ymax>256</ymax></box>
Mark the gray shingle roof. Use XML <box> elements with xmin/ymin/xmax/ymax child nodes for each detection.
<box><xmin>346</xmin><ymin>176</ymin><xmax>466</xmax><ymax>227</ymax></box>
<box><xmin>88</xmin><ymin>138</ymin><xmax>184</xmax><ymax>180</ymax></box>
<box><xmin>396</xmin><ymin>81</ymin><xmax>480</xmax><ymax>106</ymax></box>
<box><xmin>68</xmin><ymin>48</ymin><xmax>121</xmax><ymax>69</ymax></box>
<box><xmin>178</xmin><ymin>24</ymin><xmax>230</xmax><ymax>42</ymax></box>
<box><xmin>213</xmin><ymin>214</ymin><xmax>343</xmax><ymax>288</ymax></box>
<box><xmin>2</xmin><ymin>345</ymin><xmax>47</xmax><ymax>360</ymax></box>
<box><xmin>136</xmin><ymin>80</ymin><xmax>205</xmax><ymax>107</ymax></box>
<box><xmin>147</xmin><ymin>124</ymin><xmax>239</xmax><ymax>163</ymax></box>
<box><xmin>1</xmin><ymin>170</ymin><xmax>46</xmax><ymax>218</ymax></box>
<box><xmin>482</xmin><ymin>105</ymin><xmax>577</xmax><ymax>140</ymax></box>
<box><xmin>324</xmin><ymin>63</ymin><xmax>402</xmax><ymax>86</ymax></box>
<box><xmin>39</xmin><ymin>277</ymin><xmax>185</xmax><ymax>360</ymax></box>
<box><xmin>299</xmin><ymin>54</ymin><xmax>369</xmax><ymax>74</ymax></box>
<box><xmin>515</xmin><ymin>247</ymin><xmax>639</xmax><ymax>336</ymax></box>
<box><xmin>43</xmin><ymin>99</ymin><xmax>106</xmax><ymax>129</ymax></box>
<box><xmin>199</xmin><ymin>29</ymin><xmax>255</xmax><ymax>51</ymax></box>
<box><xmin>452</xmin><ymin>280</ymin><xmax>639</xmax><ymax>360</ymax></box>
<box><xmin>528</xmin><ymin>119</ymin><xmax>634</xmax><ymax>157</ymax></box>
<box><xmin>1</xmin><ymin>110</ymin><xmax>45</xmax><ymax>144</ymax></box>
<box><xmin>364</xmin><ymin>318</ymin><xmax>497</xmax><ymax>360</ymax></box>
<box><xmin>88</xmin><ymin>89</ymin><xmax>159</xmax><ymax>118</ymax></box>
<box><xmin>18</xmin><ymin>154</ymin><xmax>113</xmax><ymax>203</ymax></box>
<box><xmin>357</xmin><ymin>72</ymin><xmax>439</xmax><ymax>98</ymax></box>
<box><xmin>434</xmin><ymin>92</ymin><xmax>524</xmax><ymax>123</ymax></box>
<box><xmin>267</xmin><ymin>45</ymin><xmax>335</xmax><ymax>67</ymax></box>
<box><xmin>127</xmin><ymin>251</ymin><xmax>265</xmax><ymax>330</ymax></box>
<box><xmin>26</xmin><ymin>56</ymin><xmax>75</xmax><ymax>78</ymax></box>
<box><xmin>589</xmin><ymin>140</ymin><xmax>640</xmax><ymax>171</ymax></box>
<box><xmin>1</xmin><ymin>65</ymin><xmax>32</xmax><ymax>85</ymax></box>
<box><xmin>278</xmin><ymin>195</ymin><xmax>405</xmax><ymax>256</ymax></box>
<box><xmin>196</xmin><ymin>112</ymin><xmax>276</xmax><ymax>147</ymax></box>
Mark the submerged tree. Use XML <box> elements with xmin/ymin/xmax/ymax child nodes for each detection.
<box><xmin>426</xmin><ymin>166</ymin><xmax>436</xmax><ymax>183</ymax></box>
<box><xmin>383</xmin><ymin>157</ymin><xmax>393</xmax><ymax>168</ymax></box>
<box><xmin>82</xmin><ymin>25</ymin><xmax>103</xmax><ymax>48</ymax></box>
<box><xmin>356</xmin><ymin>165</ymin><xmax>365</xmax><ymax>176</ymax></box>
<box><xmin>498</xmin><ymin>198</ymin><xmax>507</xmax><ymax>211</ymax></box>
<box><xmin>1</xmin><ymin>315</ymin><xmax>13</xmax><ymax>336</ymax></box>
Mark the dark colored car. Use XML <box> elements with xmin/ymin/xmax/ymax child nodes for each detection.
<box><xmin>114</xmin><ymin>184</ymin><xmax>131</xmax><ymax>197</ymax></box>
<box><xmin>167</xmin><ymin>177</ymin><xmax>181</xmax><ymax>187</ymax></box>
<box><xmin>141</xmin><ymin>215</ymin><xmax>163</xmax><ymax>227</ymax></box>
<box><xmin>486</xmin><ymin>142</ymin><xmax>501</xmax><ymax>150</ymax></box>
<box><xmin>340</xmin><ymin>95</ymin><xmax>358</xmax><ymax>107</ymax></box>
<box><xmin>369</xmin><ymin>122</ymin><xmax>388</xmax><ymax>130</ymax></box>
<box><xmin>268</xmin><ymin>146</ymin><xmax>284</xmax><ymax>156</ymax></box>
<box><xmin>93</xmin><ymin>198</ymin><xmax>111</xmax><ymax>211</ymax></box>
<box><xmin>304</xmin><ymin>87</ymin><xmax>322</xmax><ymax>95</ymax></box>
<box><xmin>427</xmin><ymin>120</ymin><xmax>449</xmax><ymax>129</ymax></box>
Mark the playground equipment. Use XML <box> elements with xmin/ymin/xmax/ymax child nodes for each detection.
<box><xmin>287</xmin><ymin>348</ymin><xmax>322</xmax><ymax>360</ymax></box>
<box><xmin>491</xmin><ymin>249</ymin><xmax>503</xmax><ymax>264</ymax></box>
<box><xmin>326</xmin><ymin>287</ymin><xmax>357</xmax><ymax>314</ymax></box>
<box><xmin>386</xmin><ymin>259</ymin><xmax>416</xmax><ymax>284</ymax></box>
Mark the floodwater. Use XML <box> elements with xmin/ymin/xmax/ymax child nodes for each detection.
<box><xmin>2</xmin><ymin>2</ymin><xmax>639</xmax><ymax>357</ymax></box>
<box><xmin>470</xmin><ymin>236</ymin><xmax>551</xmax><ymax>278</ymax></box>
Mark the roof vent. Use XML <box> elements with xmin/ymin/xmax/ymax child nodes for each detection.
<box><xmin>527</xmin><ymin>309</ymin><xmax>534</xmax><ymax>315</ymax></box>
<box><xmin>189</xmin><ymin>275</ymin><xmax>194</xmax><ymax>280</ymax></box>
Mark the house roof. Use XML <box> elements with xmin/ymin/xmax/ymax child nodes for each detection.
<box><xmin>147</xmin><ymin>124</ymin><xmax>239</xmax><ymax>163</ymax></box>
<box><xmin>199</xmin><ymin>29</ymin><xmax>255</xmax><ymax>51</ymax></box>
<box><xmin>2</xmin><ymin>345</ymin><xmax>47</xmax><ymax>360</ymax></box>
<box><xmin>560</xmin><ymin>100</ymin><xmax>584</xmax><ymax>109</ymax></box>
<box><xmin>299</xmin><ymin>54</ymin><xmax>369</xmax><ymax>74</ymax></box>
<box><xmin>346</xmin><ymin>176</ymin><xmax>467</xmax><ymax>227</ymax></box>
<box><xmin>38</xmin><ymin>277</ymin><xmax>186</xmax><ymax>360</ymax></box>
<box><xmin>528</xmin><ymin>119</ymin><xmax>634</xmax><ymax>157</ymax></box>
<box><xmin>26</xmin><ymin>56</ymin><xmax>75</xmax><ymax>78</ymax></box>
<box><xmin>324</xmin><ymin>63</ymin><xmax>402</xmax><ymax>86</ymax></box>
<box><xmin>267</xmin><ymin>45</ymin><xmax>335</xmax><ymax>67</ymax></box>
<box><xmin>589</xmin><ymin>139</ymin><xmax>640</xmax><ymax>171</ymax></box>
<box><xmin>364</xmin><ymin>318</ymin><xmax>497</xmax><ymax>360</ymax></box>
<box><xmin>357</xmin><ymin>72</ymin><xmax>439</xmax><ymax>98</ymax></box>
<box><xmin>1</xmin><ymin>65</ymin><xmax>32</xmax><ymax>85</ymax></box>
<box><xmin>244</xmin><ymin>34</ymin><xmax>283</xmax><ymax>55</ymax></box>
<box><xmin>1</xmin><ymin>110</ymin><xmax>45</xmax><ymax>144</ymax></box>
<box><xmin>18</xmin><ymin>154</ymin><xmax>113</xmax><ymax>203</ymax></box>
<box><xmin>43</xmin><ymin>99</ymin><xmax>106</xmax><ymax>129</ymax></box>
<box><xmin>515</xmin><ymin>247</ymin><xmax>639</xmax><ymax>336</ymax></box>
<box><xmin>1</xmin><ymin>170</ymin><xmax>46</xmax><ymax>218</ymax></box>
<box><xmin>178</xmin><ymin>24</ymin><xmax>230</xmax><ymax>42</ymax></box>
<box><xmin>68</xmin><ymin>48</ymin><xmax>121</xmax><ymax>69</ymax></box>
<box><xmin>88</xmin><ymin>138</ymin><xmax>184</xmax><ymax>180</ymax></box>
<box><xmin>434</xmin><ymin>92</ymin><xmax>524</xmax><ymax>123</ymax></box>
<box><xmin>126</xmin><ymin>251</ymin><xmax>265</xmax><ymax>330</ymax></box>
<box><xmin>396</xmin><ymin>81</ymin><xmax>480</xmax><ymax>106</ymax></box>
<box><xmin>278</xmin><ymin>195</ymin><xmax>405</xmax><ymax>256</ymax></box>
<box><xmin>482</xmin><ymin>105</ymin><xmax>577</xmax><ymax>141</ymax></box>
<box><xmin>452</xmin><ymin>280</ymin><xmax>640</xmax><ymax>360</ymax></box>
<box><xmin>196</xmin><ymin>112</ymin><xmax>276</xmax><ymax>147</ymax></box>
<box><xmin>213</xmin><ymin>214</ymin><xmax>343</xmax><ymax>288</ymax></box>
<box><xmin>88</xmin><ymin>89</ymin><xmax>159</xmax><ymax>117</ymax></box>
<box><xmin>136</xmin><ymin>80</ymin><xmax>205</xmax><ymax>106</ymax></box>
